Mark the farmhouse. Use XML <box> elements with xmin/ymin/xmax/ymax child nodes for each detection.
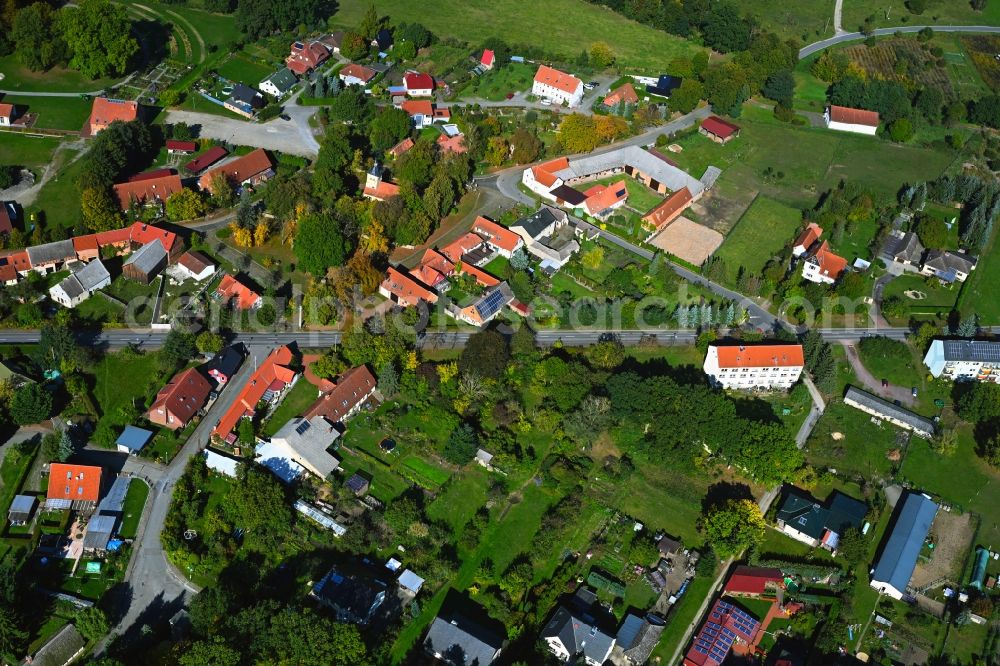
<box><xmin>286</xmin><ymin>40</ymin><xmax>329</xmax><ymax>75</ymax></box>
<box><xmin>703</xmin><ymin>343</ymin><xmax>804</xmax><ymax>391</ymax></box>
<box><xmin>403</xmin><ymin>71</ymin><xmax>434</xmax><ymax>96</ymax></box>
<box><xmin>870</xmin><ymin>492</ymin><xmax>939</xmax><ymax>600</ymax></box>
<box><xmin>472</xmin><ymin>217</ymin><xmax>523</xmax><ymax>258</ymax></box>
<box><xmin>642</xmin><ymin>187</ymin><xmax>695</xmax><ymax>233</ymax></box>
<box><xmin>339</xmin><ymin>63</ymin><xmax>377</xmax><ymax>86</ymax></box>
<box><xmin>801</xmin><ymin>241</ymin><xmax>847</xmax><ymax>284</ymax></box>
<box><xmin>147</xmin><ymin>367</ymin><xmax>213</xmax><ymax>431</ymax></box>
<box><xmin>683</xmin><ymin>598</ymin><xmax>760</xmax><ymax>666</ymax></box>
<box><xmin>115</xmin><ymin>426</ymin><xmax>153</xmax><ymax>455</ymax></box>
<box><xmin>28</xmin><ymin>240</ymin><xmax>76</xmax><ymax>274</ymax></box>
<box><xmin>723</xmin><ymin>566</ymin><xmax>784</xmax><ymax>597</ymax></box>
<box><xmin>699</xmin><ymin>116</ymin><xmax>741</xmax><ymax>144</ymax></box>
<box><xmin>212</xmin><ymin>345</ymin><xmax>297</xmax><ymax>442</ymax></box>
<box><xmin>0</xmin><ymin>251</ymin><xmax>29</xmax><ymax>285</ymax></box>
<box><xmin>920</xmin><ymin>249</ymin><xmax>977</xmax><ymax>283</ymax></box>
<box><xmin>532</xmin><ymin>65</ymin><xmax>584</xmax><ymax>107</ymax></box>
<box><xmin>843</xmin><ymin>386</ymin><xmax>935</xmax><ymax>438</ymax></box>
<box><xmin>46</xmin><ymin>463</ymin><xmax>103</xmax><ymax>511</ymax></box>
<box><xmin>48</xmin><ymin>259</ymin><xmax>111</xmax><ymax>308</ymax></box>
<box><xmin>85</xmin><ymin>98</ymin><xmax>139</xmax><ymax>136</ymax></box>
<box><xmin>303</xmin><ymin>364</ymin><xmax>377</xmax><ymax>425</ymax></box>
<box><xmin>824</xmin><ymin>105</ymin><xmax>880</xmax><ymax>135</ymax></box>
<box><xmin>776</xmin><ymin>488</ymin><xmax>868</xmax><ymax>550</ymax></box>
<box><xmin>198</xmin><ymin>148</ymin><xmax>275</xmax><ymax>193</ymax></box>
<box><xmin>260</xmin><ymin>68</ymin><xmax>298</xmax><ymax>97</ymax></box>
<box><xmin>923</xmin><ymin>339</ymin><xmax>1000</xmax><ymax>381</ymax></box>
<box><xmin>791</xmin><ymin>223</ymin><xmax>823</xmax><ymax>257</ymax></box>
<box><xmin>215</xmin><ymin>274</ymin><xmax>262</xmax><ymax>310</ymax></box>
<box><xmin>424</xmin><ymin>611</ymin><xmax>504</xmax><ymax>666</ymax></box>
<box><xmin>582</xmin><ymin>181</ymin><xmax>629</xmax><ymax>219</ymax></box>
<box><xmin>541</xmin><ymin>602</ymin><xmax>616</xmax><ymax>665</ymax></box>
<box><xmin>122</xmin><ymin>238</ymin><xmax>168</xmax><ymax>284</ymax></box>
<box><xmin>259</xmin><ymin>415</ymin><xmax>341</xmax><ymax>482</ymax></box>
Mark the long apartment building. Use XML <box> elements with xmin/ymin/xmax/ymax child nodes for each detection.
<box><xmin>923</xmin><ymin>339</ymin><xmax>1000</xmax><ymax>382</ymax></box>
<box><xmin>703</xmin><ymin>343</ymin><xmax>804</xmax><ymax>391</ymax></box>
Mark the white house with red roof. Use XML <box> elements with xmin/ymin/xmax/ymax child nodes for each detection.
<box><xmin>703</xmin><ymin>343</ymin><xmax>805</xmax><ymax>390</ymax></box>
<box><xmin>802</xmin><ymin>240</ymin><xmax>848</xmax><ymax>284</ymax></box>
<box><xmin>286</xmin><ymin>40</ymin><xmax>330</xmax><ymax>75</ymax></box>
<box><xmin>531</xmin><ymin>65</ymin><xmax>583</xmax><ymax>107</ymax></box>
<box><xmin>472</xmin><ymin>217</ymin><xmax>524</xmax><ymax>258</ymax></box>
<box><xmin>824</xmin><ymin>105</ymin><xmax>880</xmax><ymax>136</ymax></box>
<box><xmin>403</xmin><ymin>71</ymin><xmax>434</xmax><ymax>97</ymax></box>
<box><xmin>480</xmin><ymin>49</ymin><xmax>495</xmax><ymax>70</ymax></box>
<box><xmin>791</xmin><ymin>223</ymin><xmax>823</xmax><ymax>257</ymax></box>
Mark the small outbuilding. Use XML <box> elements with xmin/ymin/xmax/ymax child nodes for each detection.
<box><xmin>115</xmin><ymin>425</ymin><xmax>154</xmax><ymax>455</ymax></box>
<box><xmin>8</xmin><ymin>494</ymin><xmax>37</xmax><ymax>525</ymax></box>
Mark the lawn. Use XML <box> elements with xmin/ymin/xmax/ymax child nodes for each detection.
<box><xmin>92</xmin><ymin>351</ymin><xmax>162</xmax><ymax>427</ymax></box>
<box><xmin>262</xmin><ymin>378</ymin><xmax>320</xmax><ymax>437</ymax></box>
<box><xmin>714</xmin><ymin>195</ymin><xmax>804</xmax><ymax>284</ymax></box>
<box><xmin>650</xmin><ymin>573</ymin><xmax>716</xmax><ymax>663</ymax></box>
<box><xmin>118</xmin><ymin>479</ymin><xmax>150</xmax><ymax>539</ymax></box>
<box><xmin>589</xmin><ymin>175</ymin><xmax>665</xmax><ymax>214</ymax></box>
<box><xmin>0</xmin><ymin>440</ymin><xmax>38</xmax><ymax>519</ymax></box>
<box><xmin>958</xmin><ymin>223</ymin><xmax>1000</xmax><ymax>324</ymax></box>
<box><xmin>881</xmin><ymin>273</ymin><xmax>960</xmax><ymax>325</ymax></box>
<box><xmin>842</xmin><ymin>0</ymin><xmax>1000</xmax><ymax>35</ymax></box>
<box><xmin>398</xmin><ymin>455</ymin><xmax>452</xmax><ymax>490</ymax></box>
<box><xmin>0</xmin><ymin>94</ymin><xmax>93</xmax><ymax>131</ymax></box>
<box><xmin>29</xmin><ymin>147</ymin><xmax>85</xmax><ymax>233</ymax></box>
<box><xmin>739</xmin><ymin>0</ymin><xmax>834</xmax><ymax>42</ymax></box>
<box><xmin>601</xmin><ymin>464</ymin><xmax>707</xmax><ymax>546</ymax></box>
<box><xmin>426</xmin><ymin>467</ymin><xmax>489</xmax><ymax>533</ymax></box>
<box><xmin>332</xmin><ymin>0</ymin><xmax>703</xmax><ymax>71</ymax></box>
<box><xmin>2</xmin><ymin>134</ymin><xmax>63</xmax><ymax>169</ymax></box>
<box><xmin>759</xmin><ymin>526</ymin><xmax>837</xmax><ymax>563</ymax></box>
<box><xmin>218</xmin><ymin>54</ymin><xmax>274</xmax><ymax>87</ymax></box>
<box><xmin>804</xmin><ymin>401</ymin><xmax>906</xmax><ymax>477</ymax></box>
<box><xmin>0</xmin><ymin>54</ymin><xmax>120</xmax><ymax>92</ymax></box>
<box><xmin>459</xmin><ymin>62</ymin><xmax>536</xmax><ymax>100</ymax></box>
<box><xmin>336</xmin><ymin>451</ymin><xmax>412</xmax><ymax>504</ymax></box>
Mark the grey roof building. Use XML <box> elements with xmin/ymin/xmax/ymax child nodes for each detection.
<box><xmin>923</xmin><ymin>338</ymin><xmax>1000</xmax><ymax>380</ymax></box>
<box><xmin>230</xmin><ymin>83</ymin><xmax>262</xmax><ymax>106</ymax></box>
<box><xmin>27</xmin><ymin>239</ymin><xmax>76</xmax><ymax>267</ymax></box>
<box><xmin>891</xmin><ymin>231</ymin><xmax>925</xmax><ymax>265</ymax></box>
<box><xmin>843</xmin><ymin>386</ymin><xmax>936</xmax><ymax>438</ymax></box>
<box><xmin>260</xmin><ymin>68</ymin><xmax>298</xmax><ymax>96</ymax></box>
<box><xmin>26</xmin><ymin>623</ymin><xmax>85</xmax><ymax>666</ymax></box>
<box><xmin>310</xmin><ymin>567</ymin><xmax>387</xmax><ymax>625</ymax></box>
<box><xmin>553</xmin><ymin>145</ymin><xmax>705</xmax><ymax>197</ymax></box>
<box><xmin>424</xmin><ymin>612</ymin><xmax>504</xmax><ymax>666</ymax></box>
<box><xmin>49</xmin><ymin>259</ymin><xmax>111</xmax><ymax>308</ymax></box>
<box><xmin>257</xmin><ymin>415</ymin><xmax>341</xmax><ymax>483</ymax></box>
<box><xmin>96</xmin><ymin>476</ymin><xmax>131</xmax><ymax>515</ymax></box>
<box><xmin>82</xmin><ymin>514</ymin><xmax>116</xmax><ymax>552</ymax></box>
<box><xmin>776</xmin><ymin>487</ymin><xmax>867</xmax><ymax>550</ymax></box>
<box><xmin>510</xmin><ymin>206</ymin><xmax>567</xmax><ymax>241</ymax></box>
<box><xmin>870</xmin><ymin>492</ymin><xmax>939</xmax><ymax>600</ymax></box>
<box><xmin>541</xmin><ymin>603</ymin><xmax>616</xmax><ymax>665</ymax></box>
<box><xmin>921</xmin><ymin>249</ymin><xmax>978</xmax><ymax>282</ymax></box>
<box><xmin>614</xmin><ymin>613</ymin><xmax>666</xmax><ymax>666</ymax></box>
<box><xmin>8</xmin><ymin>494</ymin><xmax>37</xmax><ymax>525</ymax></box>
<box><xmin>123</xmin><ymin>238</ymin><xmax>167</xmax><ymax>283</ymax></box>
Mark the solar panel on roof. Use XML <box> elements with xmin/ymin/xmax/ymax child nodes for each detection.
<box><xmin>695</xmin><ymin>645</ymin><xmax>708</xmax><ymax>654</ymax></box>
<box><xmin>476</xmin><ymin>288</ymin><xmax>506</xmax><ymax>319</ymax></box>
<box><xmin>295</xmin><ymin>420</ymin><xmax>311</xmax><ymax>435</ymax></box>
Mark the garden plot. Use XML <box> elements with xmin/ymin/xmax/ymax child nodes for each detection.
<box><xmin>910</xmin><ymin>510</ymin><xmax>975</xmax><ymax>589</ymax></box>
<box><xmin>843</xmin><ymin>39</ymin><xmax>955</xmax><ymax>95</ymax></box>
<box><xmin>649</xmin><ymin>216</ymin><xmax>724</xmax><ymax>266</ymax></box>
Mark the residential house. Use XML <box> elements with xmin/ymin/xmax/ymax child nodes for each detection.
<box><xmin>0</xmin><ymin>250</ymin><xmax>29</xmax><ymax>285</ymax></box>
<box><xmin>776</xmin><ymin>488</ymin><xmax>868</xmax><ymax>550</ymax></box>
<box><xmin>166</xmin><ymin>140</ymin><xmax>197</xmax><ymax>155</ymax></box>
<box><xmin>683</xmin><ymin>599</ymin><xmax>761</xmax><ymax>666</ymax></box>
<box><xmin>24</xmin><ymin>624</ymin><xmax>85</xmax><ymax>666</ymax></box>
<box><xmin>85</xmin><ymin>98</ymin><xmax>139</xmax><ymax>136</ymax></box>
<box><xmin>0</xmin><ymin>102</ymin><xmax>14</xmax><ymax>126</ymax></box>
<box><xmin>8</xmin><ymin>495</ymin><xmax>36</xmax><ymax>526</ymax></box>
<box><xmin>509</xmin><ymin>205</ymin><xmax>566</xmax><ymax>245</ymax></box>
<box><xmin>174</xmin><ymin>250</ymin><xmax>216</xmax><ymax>282</ymax></box>
<box><xmin>541</xmin><ymin>599</ymin><xmax>616</xmax><ymax>665</ymax></box>
<box><xmin>703</xmin><ymin>343</ymin><xmax>805</xmax><ymax>391</ymax></box>
<box><xmin>604</xmin><ymin>82</ymin><xmax>639</xmax><ymax>108</ymax></box>
<box><xmin>920</xmin><ymin>249</ymin><xmax>977</xmax><ymax>283</ymax></box>
<box><xmin>122</xmin><ymin>238</ymin><xmax>168</xmax><ymax>284</ymax></box>
<box><xmin>825</xmin><ymin>105</ymin><xmax>880</xmax><ymax>135</ymax></box>
<box><xmin>339</xmin><ymin>63</ymin><xmax>378</xmax><ymax>86</ymax></box>
<box><xmin>363</xmin><ymin>163</ymin><xmax>401</xmax><ymax>201</ymax></box>
<box><xmin>843</xmin><ymin>385</ymin><xmax>935</xmax><ymax>438</ymax></box>
<box><xmin>424</xmin><ymin>611</ymin><xmax>504</xmax><ymax>666</ymax></box>
<box><xmin>885</xmin><ymin>230</ymin><xmax>925</xmax><ymax>268</ymax></box>
<box><xmin>115</xmin><ymin>425</ymin><xmax>153</xmax><ymax>455</ymax></box>
<box><xmin>923</xmin><ymin>339</ymin><xmax>1000</xmax><ymax>382</ymax></box>
<box><xmin>224</xmin><ymin>84</ymin><xmax>264</xmax><ymax>119</ymax></box>
<box><xmin>311</xmin><ymin>567</ymin><xmax>388</xmax><ymax>626</ymax></box>
<box><xmin>656</xmin><ymin>535</ymin><xmax>681</xmax><ymax>557</ymax></box>
<box><xmin>440</xmin><ymin>232</ymin><xmax>488</xmax><ymax>264</ymax></box>
<box><xmin>480</xmin><ymin>49</ymin><xmax>495</xmax><ymax>70</ymax></box>
<box><xmin>389</xmin><ymin>137</ymin><xmax>415</xmax><ymax>158</ymax></box>
<box><xmin>212</xmin><ymin>345</ymin><xmax>297</xmax><ymax>442</ymax></box>
<box><xmin>205</xmin><ymin>345</ymin><xmax>245</xmax><ymax>386</ymax></box>
<box><xmin>148</xmin><ymin>367</ymin><xmax>213</xmax><ymax>430</ymax></box>
<box><xmin>472</xmin><ymin>217</ymin><xmax>523</xmax><ymax>258</ymax></box>
<box><xmin>699</xmin><ymin>116</ymin><xmax>741</xmax><ymax>144</ymax></box>
<box><xmin>642</xmin><ymin>187</ymin><xmax>695</xmax><ymax>233</ymax></box>
<box><xmin>646</xmin><ymin>74</ymin><xmax>681</xmax><ymax>97</ymax></box>
<box><xmin>451</xmin><ymin>282</ymin><xmax>516</xmax><ymax>327</ymax></box>
<box><xmin>198</xmin><ymin>148</ymin><xmax>275</xmax><ymax>193</ymax></box>
<box><xmin>802</xmin><ymin>240</ymin><xmax>847</xmax><ymax>284</ymax></box>
<box><xmin>379</xmin><ymin>267</ymin><xmax>438</xmax><ymax>307</ymax></box>
<box><xmin>791</xmin><ymin>223</ymin><xmax>823</xmax><ymax>258</ymax></box>
<box><xmin>216</xmin><ymin>274</ymin><xmax>262</xmax><ymax>310</ymax></box>
<box><xmin>373</xmin><ymin>28</ymin><xmax>393</xmax><ymax>51</ymax></box>
<box><xmin>303</xmin><ymin>364</ymin><xmax>377</xmax><ymax>425</ymax></box>
<box><xmin>319</xmin><ymin>31</ymin><xmax>344</xmax><ymax>53</ymax></box>
<box><xmin>522</xmin><ymin>156</ymin><xmax>570</xmax><ymax>198</ymax></box>
<box><xmin>128</xmin><ymin>168</ymin><xmax>176</xmax><ymax>184</ymax></box>
<box><xmin>203</xmin><ymin>448</ymin><xmax>240</xmax><ymax>477</ymax></box>
<box><xmin>399</xmin><ymin>99</ymin><xmax>435</xmax><ymax>128</ymax></box>
<box><xmin>436</xmin><ymin>133</ymin><xmax>466</xmax><ymax>154</ymax></box>
<box><xmin>49</xmin><ymin>259</ymin><xmax>111</xmax><ymax>308</ymax></box>
<box><xmin>403</xmin><ymin>71</ymin><xmax>434</xmax><ymax>96</ymax></box>
<box><xmin>260</xmin><ymin>68</ymin><xmax>298</xmax><ymax>97</ymax></box>
<box><xmin>614</xmin><ymin>613</ymin><xmax>666</xmax><ymax>666</ymax></box>
<box><xmin>46</xmin><ymin>463</ymin><xmax>103</xmax><ymax>511</ymax></box>
<box><xmin>258</xmin><ymin>415</ymin><xmax>341</xmax><ymax>482</ymax></box>
<box><xmin>582</xmin><ymin>180</ymin><xmax>628</xmax><ymax>219</ymax></box>
<box><xmin>0</xmin><ymin>201</ymin><xmax>20</xmax><ymax>235</ymax></box>
<box><xmin>532</xmin><ymin>65</ymin><xmax>584</xmax><ymax>107</ymax></box>
<box><xmin>870</xmin><ymin>492</ymin><xmax>939</xmax><ymax>600</ymax></box>
<box><xmin>286</xmin><ymin>40</ymin><xmax>330</xmax><ymax>75</ymax></box>
<box><xmin>510</xmin><ymin>206</ymin><xmax>581</xmax><ymax>270</ymax></box>
<box><xmin>723</xmin><ymin>566</ymin><xmax>784</xmax><ymax>597</ymax></box>
<box><xmin>184</xmin><ymin>146</ymin><xmax>228</xmax><ymax>174</ymax></box>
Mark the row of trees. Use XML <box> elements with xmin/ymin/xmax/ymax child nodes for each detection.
<box><xmin>904</xmin><ymin>174</ymin><xmax>1000</xmax><ymax>249</ymax></box>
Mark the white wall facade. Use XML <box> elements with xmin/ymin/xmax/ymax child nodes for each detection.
<box><xmin>703</xmin><ymin>347</ymin><xmax>803</xmax><ymax>390</ymax></box>
<box><xmin>531</xmin><ymin>80</ymin><xmax>583</xmax><ymax>107</ymax></box>
<box><xmin>801</xmin><ymin>260</ymin><xmax>836</xmax><ymax>285</ymax></box>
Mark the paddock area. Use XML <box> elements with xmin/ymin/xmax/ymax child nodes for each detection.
<box><xmin>648</xmin><ymin>216</ymin><xmax>724</xmax><ymax>266</ymax></box>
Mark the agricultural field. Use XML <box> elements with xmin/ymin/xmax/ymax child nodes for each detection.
<box><xmin>963</xmin><ymin>35</ymin><xmax>1000</xmax><ymax>90</ymax></box>
<box><xmin>713</xmin><ymin>195</ymin><xmax>804</xmax><ymax>285</ymax></box>
<box><xmin>842</xmin><ymin>38</ymin><xmax>961</xmax><ymax>95</ymax></box>
<box><xmin>332</xmin><ymin>0</ymin><xmax>703</xmax><ymax>71</ymax></box>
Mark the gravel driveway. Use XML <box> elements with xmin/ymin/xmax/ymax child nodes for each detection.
<box><xmin>165</xmin><ymin>109</ymin><xmax>320</xmax><ymax>157</ymax></box>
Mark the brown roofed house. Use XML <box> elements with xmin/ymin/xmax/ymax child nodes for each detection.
<box><xmin>198</xmin><ymin>149</ymin><xmax>275</xmax><ymax>193</ymax></box>
<box><xmin>304</xmin><ymin>365</ymin><xmax>377</xmax><ymax>424</ymax></box>
<box><xmin>148</xmin><ymin>367</ymin><xmax>213</xmax><ymax>430</ymax></box>
<box><xmin>642</xmin><ymin>187</ymin><xmax>694</xmax><ymax>232</ymax></box>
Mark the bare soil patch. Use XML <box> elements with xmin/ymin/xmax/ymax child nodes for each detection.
<box><xmin>911</xmin><ymin>510</ymin><xmax>975</xmax><ymax>589</ymax></box>
<box><xmin>649</xmin><ymin>216</ymin><xmax>724</xmax><ymax>266</ymax></box>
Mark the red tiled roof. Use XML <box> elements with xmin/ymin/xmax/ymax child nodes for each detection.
<box><xmin>87</xmin><ymin>98</ymin><xmax>138</xmax><ymax>133</ymax></box>
<box><xmin>811</xmin><ymin>240</ymin><xmax>848</xmax><ymax>279</ymax></box>
<box><xmin>412</xmin><ymin>249</ymin><xmax>454</xmax><ymax>289</ymax></box>
<box><xmin>793</xmin><ymin>223</ymin><xmax>823</xmax><ymax>251</ymax></box>
<box><xmin>604</xmin><ymin>82</ymin><xmax>639</xmax><ymax>107</ymax></box>
<box><xmin>701</xmin><ymin>116</ymin><xmax>741</xmax><ymax>139</ymax></box>
<box><xmin>177</xmin><ymin>250</ymin><xmax>214</xmax><ymax>275</ymax></box>
<box><xmin>531</xmin><ymin>157</ymin><xmax>570</xmax><ymax>188</ymax></box>
<box><xmin>724</xmin><ymin>566</ymin><xmax>785</xmax><ymax>595</ymax></box>
<box><xmin>113</xmin><ymin>175</ymin><xmax>183</xmax><ymax>211</ymax></box>
<box><xmin>216</xmin><ymin>274</ymin><xmax>261</xmax><ymax>310</ymax></box>
<box><xmin>0</xmin><ymin>250</ymin><xmax>31</xmax><ymax>276</ymax></box>
<box><xmin>128</xmin><ymin>222</ymin><xmax>179</xmax><ymax>253</ymax></box>
<box><xmin>829</xmin><ymin>105</ymin><xmax>880</xmax><ymax>127</ymax></box>
<box><xmin>457</xmin><ymin>262</ymin><xmax>500</xmax><ymax>288</ymax></box>
<box><xmin>389</xmin><ymin>137</ymin><xmax>415</xmax><ymax>157</ymax></box>
<box><xmin>287</xmin><ymin>40</ymin><xmax>330</xmax><ymax>75</ymax></box>
<box><xmin>213</xmin><ymin>346</ymin><xmax>297</xmax><ymax>439</ymax></box>
<box><xmin>433</xmin><ymin>106</ymin><xmax>451</xmax><ymax>120</ymax></box>
<box><xmin>47</xmin><ymin>463</ymin><xmax>102</xmax><ymax>502</ymax></box>
<box><xmin>481</xmin><ymin>49</ymin><xmax>494</xmax><ymax>66</ymax></box>
<box><xmin>380</xmin><ymin>267</ymin><xmax>438</xmax><ymax>306</ymax></box>
<box><xmin>148</xmin><ymin>367</ymin><xmax>213</xmax><ymax>430</ymax></box>
<box><xmin>0</xmin><ymin>103</ymin><xmax>14</xmax><ymax>120</ymax></box>
<box><xmin>94</xmin><ymin>227</ymin><xmax>133</xmax><ymax>247</ymax></box>
<box><xmin>304</xmin><ymin>364</ymin><xmax>376</xmax><ymax>423</ymax></box>
<box><xmin>584</xmin><ymin>180</ymin><xmax>628</xmax><ymax>215</ymax></box>
<box><xmin>166</xmin><ymin>140</ymin><xmax>197</xmax><ymax>152</ymax></box>
<box><xmin>715</xmin><ymin>344</ymin><xmax>805</xmax><ymax>369</ymax></box>
<box><xmin>198</xmin><ymin>149</ymin><xmax>274</xmax><ymax>192</ymax></box>
<box><xmin>400</xmin><ymin>99</ymin><xmax>433</xmax><ymax>117</ymax></box>
<box><xmin>340</xmin><ymin>63</ymin><xmax>377</xmax><ymax>83</ymax></box>
<box><xmin>533</xmin><ymin>65</ymin><xmax>582</xmax><ymax>95</ymax></box>
<box><xmin>436</xmin><ymin>133</ymin><xmax>466</xmax><ymax>154</ymax></box>
<box><xmin>73</xmin><ymin>235</ymin><xmax>100</xmax><ymax>254</ymax></box>
<box><xmin>128</xmin><ymin>168</ymin><xmax>176</xmax><ymax>183</ymax></box>
<box><xmin>642</xmin><ymin>187</ymin><xmax>693</xmax><ymax>231</ymax></box>
<box><xmin>404</xmin><ymin>71</ymin><xmax>434</xmax><ymax>91</ymax></box>
<box><xmin>440</xmin><ymin>232</ymin><xmax>484</xmax><ymax>262</ymax></box>
<box><xmin>473</xmin><ymin>217</ymin><xmax>521</xmax><ymax>253</ymax></box>
<box><xmin>0</xmin><ymin>205</ymin><xmax>12</xmax><ymax>234</ymax></box>
<box><xmin>363</xmin><ymin>180</ymin><xmax>401</xmax><ymax>200</ymax></box>
<box><xmin>184</xmin><ymin>146</ymin><xmax>228</xmax><ymax>173</ymax></box>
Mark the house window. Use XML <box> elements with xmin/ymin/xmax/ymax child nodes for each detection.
<box><xmin>78</xmin><ymin>487</ymin><xmax>84</xmax><ymax>495</ymax></box>
<box><xmin>66</xmin><ymin>471</ymin><xmax>72</xmax><ymax>479</ymax></box>
<box><xmin>65</xmin><ymin>486</ymin><xmax>71</xmax><ymax>494</ymax></box>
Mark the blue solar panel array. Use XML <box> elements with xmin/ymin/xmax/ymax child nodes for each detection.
<box><xmin>475</xmin><ymin>288</ymin><xmax>506</xmax><ymax>320</ymax></box>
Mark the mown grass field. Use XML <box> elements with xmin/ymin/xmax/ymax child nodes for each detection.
<box><xmin>0</xmin><ymin>94</ymin><xmax>92</xmax><ymax>131</ymax></box>
<box><xmin>459</xmin><ymin>62</ymin><xmax>536</xmax><ymax>100</ymax></box>
<box><xmin>2</xmin><ymin>134</ymin><xmax>62</xmax><ymax>169</ymax></box>
<box><xmin>218</xmin><ymin>54</ymin><xmax>273</xmax><ymax>87</ymax></box>
<box><xmin>426</xmin><ymin>467</ymin><xmax>489</xmax><ymax>532</ymax></box>
<box><xmin>92</xmin><ymin>351</ymin><xmax>162</xmax><ymax>428</ymax></box>
<box><xmin>0</xmin><ymin>54</ymin><xmax>119</xmax><ymax>92</ymax></box>
<box><xmin>332</xmin><ymin>0</ymin><xmax>702</xmax><ymax>71</ymax></box>
<box><xmin>714</xmin><ymin>195</ymin><xmax>803</xmax><ymax>284</ymax></box>
<box><xmin>842</xmin><ymin>0</ymin><xmax>1000</xmax><ymax>35</ymax></box>
<box><xmin>804</xmin><ymin>401</ymin><xmax>905</xmax><ymax>477</ymax></box>
<box><xmin>118</xmin><ymin>479</ymin><xmax>150</xmax><ymax>539</ymax></box>
<box><xmin>958</xmin><ymin>224</ymin><xmax>1000</xmax><ymax>324</ymax></box>
<box><xmin>262</xmin><ymin>378</ymin><xmax>319</xmax><ymax>437</ymax></box>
